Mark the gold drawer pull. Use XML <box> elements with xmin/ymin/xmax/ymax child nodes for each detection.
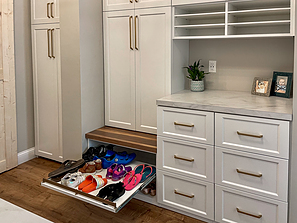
<box><xmin>237</xmin><ymin>131</ymin><xmax>263</xmax><ymax>138</ymax></box>
<box><xmin>174</xmin><ymin>189</ymin><xmax>194</xmax><ymax>199</ymax></box>
<box><xmin>236</xmin><ymin>208</ymin><xmax>262</xmax><ymax>219</ymax></box>
<box><xmin>130</xmin><ymin>0</ymin><xmax>133</xmax><ymax>2</ymax></box>
<box><xmin>47</xmin><ymin>3</ymin><xmax>50</xmax><ymax>18</ymax></box>
<box><xmin>174</xmin><ymin>155</ymin><xmax>194</xmax><ymax>162</ymax></box>
<box><xmin>236</xmin><ymin>168</ymin><xmax>262</xmax><ymax>178</ymax></box>
<box><xmin>174</xmin><ymin>121</ymin><xmax>194</xmax><ymax>128</ymax></box>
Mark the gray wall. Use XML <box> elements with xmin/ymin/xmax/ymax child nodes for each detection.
<box><xmin>14</xmin><ymin>0</ymin><xmax>35</xmax><ymax>153</ymax></box>
<box><xmin>189</xmin><ymin>38</ymin><xmax>294</xmax><ymax>92</ymax></box>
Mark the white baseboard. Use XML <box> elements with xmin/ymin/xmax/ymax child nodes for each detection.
<box><xmin>18</xmin><ymin>147</ymin><xmax>36</xmax><ymax>165</ymax></box>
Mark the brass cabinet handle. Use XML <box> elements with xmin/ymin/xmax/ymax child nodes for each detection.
<box><xmin>236</xmin><ymin>168</ymin><xmax>262</xmax><ymax>178</ymax></box>
<box><xmin>236</xmin><ymin>208</ymin><xmax>262</xmax><ymax>219</ymax></box>
<box><xmin>130</xmin><ymin>0</ymin><xmax>133</xmax><ymax>2</ymax></box>
<box><xmin>174</xmin><ymin>190</ymin><xmax>194</xmax><ymax>199</ymax></box>
<box><xmin>47</xmin><ymin>3</ymin><xmax>50</xmax><ymax>18</ymax></box>
<box><xmin>50</xmin><ymin>2</ymin><xmax>54</xmax><ymax>18</ymax></box>
<box><xmin>51</xmin><ymin>29</ymin><xmax>55</xmax><ymax>59</ymax></box>
<box><xmin>174</xmin><ymin>155</ymin><xmax>194</xmax><ymax>162</ymax></box>
<box><xmin>135</xmin><ymin>0</ymin><xmax>138</xmax><ymax>2</ymax></box>
<box><xmin>237</xmin><ymin>131</ymin><xmax>263</xmax><ymax>138</ymax></box>
<box><xmin>135</xmin><ymin>15</ymin><xmax>138</xmax><ymax>50</ymax></box>
<box><xmin>129</xmin><ymin>16</ymin><xmax>133</xmax><ymax>50</ymax></box>
<box><xmin>174</xmin><ymin>121</ymin><xmax>194</xmax><ymax>128</ymax></box>
<box><xmin>47</xmin><ymin>29</ymin><xmax>52</xmax><ymax>58</ymax></box>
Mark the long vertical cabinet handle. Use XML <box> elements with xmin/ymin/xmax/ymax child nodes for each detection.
<box><xmin>129</xmin><ymin>16</ymin><xmax>133</xmax><ymax>50</ymax></box>
<box><xmin>50</xmin><ymin>2</ymin><xmax>54</xmax><ymax>18</ymax></box>
<box><xmin>135</xmin><ymin>0</ymin><xmax>138</xmax><ymax>2</ymax></box>
<box><xmin>47</xmin><ymin>3</ymin><xmax>50</xmax><ymax>18</ymax></box>
<box><xmin>47</xmin><ymin>29</ymin><xmax>52</xmax><ymax>58</ymax></box>
<box><xmin>130</xmin><ymin>0</ymin><xmax>133</xmax><ymax>2</ymax></box>
<box><xmin>51</xmin><ymin>29</ymin><xmax>55</xmax><ymax>59</ymax></box>
<box><xmin>135</xmin><ymin>16</ymin><xmax>139</xmax><ymax>50</ymax></box>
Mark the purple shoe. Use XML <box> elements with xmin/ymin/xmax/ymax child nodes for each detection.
<box><xmin>112</xmin><ymin>165</ymin><xmax>132</xmax><ymax>181</ymax></box>
<box><xmin>106</xmin><ymin>163</ymin><xmax>117</xmax><ymax>179</ymax></box>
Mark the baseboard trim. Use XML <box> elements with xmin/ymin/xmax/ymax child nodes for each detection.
<box><xmin>18</xmin><ymin>147</ymin><xmax>36</xmax><ymax>165</ymax></box>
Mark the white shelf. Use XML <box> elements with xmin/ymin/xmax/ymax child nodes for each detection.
<box><xmin>175</xmin><ymin>11</ymin><xmax>225</xmax><ymax>18</ymax></box>
<box><xmin>228</xmin><ymin>20</ymin><xmax>290</xmax><ymax>27</ymax></box>
<box><xmin>175</xmin><ymin>23</ymin><xmax>225</xmax><ymax>29</ymax></box>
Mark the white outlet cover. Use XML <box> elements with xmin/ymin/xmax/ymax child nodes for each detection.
<box><xmin>209</xmin><ymin>60</ymin><xmax>216</xmax><ymax>73</ymax></box>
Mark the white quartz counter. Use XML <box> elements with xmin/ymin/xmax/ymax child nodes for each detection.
<box><xmin>157</xmin><ymin>90</ymin><xmax>293</xmax><ymax>121</ymax></box>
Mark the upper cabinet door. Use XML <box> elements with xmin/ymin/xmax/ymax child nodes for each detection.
<box><xmin>135</xmin><ymin>0</ymin><xmax>171</xmax><ymax>9</ymax></box>
<box><xmin>104</xmin><ymin>10</ymin><xmax>136</xmax><ymax>130</ymax></box>
<box><xmin>135</xmin><ymin>7</ymin><xmax>171</xmax><ymax>134</ymax></box>
<box><xmin>31</xmin><ymin>0</ymin><xmax>60</xmax><ymax>24</ymax></box>
<box><xmin>103</xmin><ymin>0</ymin><xmax>135</xmax><ymax>12</ymax></box>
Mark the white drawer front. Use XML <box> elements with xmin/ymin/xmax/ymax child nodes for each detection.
<box><xmin>157</xmin><ymin>136</ymin><xmax>214</xmax><ymax>182</ymax></box>
<box><xmin>157</xmin><ymin>107</ymin><xmax>214</xmax><ymax>145</ymax></box>
<box><xmin>157</xmin><ymin>170</ymin><xmax>214</xmax><ymax>220</ymax></box>
<box><xmin>215</xmin><ymin>185</ymin><xmax>287</xmax><ymax>223</ymax></box>
<box><xmin>215</xmin><ymin>147</ymin><xmax>288</xmax><ymax>202</ymax></box>
<box><xmin>215</xmin><ymin>113</ymin><xmax>289</xmax><ymax>159</ymax></box>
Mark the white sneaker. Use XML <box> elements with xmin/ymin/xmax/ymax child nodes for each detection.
<box><xmin>61</xmin><ymin>172</ymin><xmax>85</xmax><ymax>188</ymax></box>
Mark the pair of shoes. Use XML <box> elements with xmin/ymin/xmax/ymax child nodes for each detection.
<box><xmin>61</xmin><ymin>172</ymin><xmax>85</xmax><ymax>188</ymax></box>
<box><xmin>101</xmin><ymin>151</ymin><xmax>136</xmax><ymax>169</ymax></box>
<box><xmin>48</xmin><ymin>159</ymin><xmax>85</xmax><ymax>178</ymax></box>
<box><xmin>97</xmin><ymin>182</ymin><xmax>125</xmax><ymax>202</ymax></box>
<box><xmin>123</xmin><ymin>164</ymin><xmax>156</xmax><ymax>191</ymax></box>
<box><xmin>141</xmin><ymin>182</ymin><xmax>156</xmax><ymax>196</ymax></box>
<box><xmin>79</xmin><ymin>159</ymin><xmax>102</xmax><ymax>174</ymax></box>
<box><xmin>78</xmin><ymin>175</ymin><xmax>107</xmax><ymax>193</ymax></box>
<box><xmin>106</xmin><ymin>164</ymin><xmax>132</xmax><ymax>181</ymax></box>
<box><xmin>83</xmin><ymin>145</ymin><xmax>111</xmax><ymax>162</ymax></box>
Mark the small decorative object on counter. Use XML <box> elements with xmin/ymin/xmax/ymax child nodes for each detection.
<box><xmin>184</xmin><ymin>59</ymin><xmax>208</xmax><ymax>92</ymax></box>
<box><xmin>251</xmin><ymin>77</ymin><xmax>272</xmax><ymax>97</ymax></box>
<box><xmin>271</xmin><ymin>71</ymin><xmax>293</xmax><ymax>98</ymax></box>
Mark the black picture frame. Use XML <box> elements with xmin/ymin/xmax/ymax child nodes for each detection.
<box><xmin>271</xmin><ymin>71</ymin><xmax>293</xmax><ymax>98</ymax></box>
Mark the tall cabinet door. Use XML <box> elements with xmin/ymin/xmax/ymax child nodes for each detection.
<box><xmin>32</xmin><ymin>24</ymin><xmax>62</xmax><ymax>162</ymax></box>
<box><xmin>104</xmin><ymin>10</ymin><xmax>136</xmax><ymax>130</ymax></box>
<box><xmin>31</xmin><ymin>0</ymin><xmax>60</xmax><ymax>24</ymax></box>
<box><xmin>135</xmin><ymin>7</ymin><xmax>171</xmax><ymax>134</ymax></box>
<box><xmin>103</xmin><ymin>0</ymin><xmax>134</xmax><ymax>12</ymax></box>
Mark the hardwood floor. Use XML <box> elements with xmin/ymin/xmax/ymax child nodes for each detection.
<box><xmin>0</xmin><ymin>158</ymin><xmax>206</xmax><ymax>223</ymax></box>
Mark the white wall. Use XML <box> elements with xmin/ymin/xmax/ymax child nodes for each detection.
<box><xmin>189</xmin><ymin>38</ymin><xmax>294</xmax><ymax>92</ymax></box>
<box><xmin>14</xmin><ymin>0</ymin><xmax>35</xmax><ymax>153</ymax></box>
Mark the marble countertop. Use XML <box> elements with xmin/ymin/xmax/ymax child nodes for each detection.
<box><xmin>157</xmin><ymin>90</ymin><xmax>293</xmax><ymax>121</ymax></box>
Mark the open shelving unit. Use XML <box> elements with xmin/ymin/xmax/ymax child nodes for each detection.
<box><xmin>173</xmin><ymin>0</ymin><xmax>294</xmax><ymax>39</ymax></box>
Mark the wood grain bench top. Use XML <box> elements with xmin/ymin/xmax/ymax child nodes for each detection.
<box><xmin>85</xmin><ymin>126</ymin><xmax>157</xmax><ymax>154</ymax></box>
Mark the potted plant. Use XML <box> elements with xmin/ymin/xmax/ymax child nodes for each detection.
<box><xmin>184</xmin><ymin>60</ymin><xmax>208</xmax><ymax>92</ymax></box>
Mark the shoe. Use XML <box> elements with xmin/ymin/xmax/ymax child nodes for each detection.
<box><xmin>48</xmin><ymin>159</ymin><xmax>85</xmax><ymax>178</ymax></box>
<box><xmin>150</xmin><ymin>182</ymin><xmax>156</xmax><ymax>196</ymax></box>
<box><xmin>124</xmin><ymin>174</ymin><xmax>142</xmax><ymax>191</ymax></box>
<box><xmin>97</xmin><ymin>182</ymin><xmax>125</xmax><ymax>202</ymax></box>
<box><xmin>61</xmin><ymin>172</ymin><xmax>85</xmax><ymax>188</ymax></box>
<box><xmin>101</xmin><ymin>151</ymin><xmax>136</xmax><ymax>169</ymax></box>
<box><xmin>106</xmin><ymin>163</ymin><xmax>117</xmax><ymax>179</ymax></box>
<box><xmin>122</xmin><ymin>164</ymin><xmax>145</xmax><ymax>187</ymax></box>
<box><xmin>79</xmin><ymin>161</ymin><xmax>96</xmax><ymax>174</ymax></box>
<box><xmin>112</xmin><ymin>165</ymin><xmax>132</xmax><ymax>181</ymax></box>
<box><xmin>78</xmin><ymin>175</ymin><xmax>107</xmax><ymax>193</ymax></box>
<box><xmin>140</xmin><ymin>165</ymin><xmax>156</xmax><ymax>183</ymax></box>
<box><xmin>82</xmin><ymin>145</ymin><xmax>108</xmax><ymax>162</ymax></box>
<box><xmin>94</xmin><ymin>159</ymin><xmax>103</xmax><ymax>173</ymax></box>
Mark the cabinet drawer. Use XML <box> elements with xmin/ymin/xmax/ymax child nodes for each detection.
<box><xmin>157</xmin><ymin>107</ymin><xmax>214</xmax><ymax>145</ymax></box>
<box><xmin>215</xmin><ymin>147</ymin><xmax>288</xmax><ymax>202</ymax></box>
<box><xmin>157</xmin><ymin>136</ymin><xmax>214</xmax><ymax>182</ymax></box>
<box><xmin>215</xmin><ymin>113</ymin><xmax>289</xmax><ymax>159</ymax></box>
<box><xmin>157</xmin><ymin>170</ymin><xmax>214</xmax><ymax>220</ymax></box>
<box><xmin>215</xmin><ymin>185</ymin><xmax>287</xmax><ymax>223</ymax></box>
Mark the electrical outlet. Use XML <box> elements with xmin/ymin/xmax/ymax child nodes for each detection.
<box><xmin>209</xmin><ymin>60</ymin><xmax>216</xmax><ymax>73</ymax></box>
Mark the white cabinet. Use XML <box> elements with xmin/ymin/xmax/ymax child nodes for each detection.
<box><xmin>104</xmin><ymin>7</ymin><xmax>171</xmax><ymax>133</ymax></box>
<box><xmin>31</xmin><ymin>0</ymin><xmax>59</xmax><ymax>24</ymax></box>
<box><xmin>103</xmin><ymin>0</ymin><xmax>171</xmax><ymax>12</ymax></box>
<box><xmin>32</xmin><ymin>24</ymin><xmax>62</xmax><ymax>162</ymax></box>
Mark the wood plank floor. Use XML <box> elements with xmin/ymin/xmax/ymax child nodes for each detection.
<box><xmin>0</xmin><ymin>158</ymin><xmax>206</xmax><ymax>223</ymax></box>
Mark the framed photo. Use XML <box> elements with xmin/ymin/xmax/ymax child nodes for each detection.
<box><xmin>251</xmin><ymin>77</ymin><xmax>272</xmax><ymax>97</ymax></box>
<box><xmin>271</xmin><ymin>71</ymin><xmax>293</xmax><ymax>98</ymax></box>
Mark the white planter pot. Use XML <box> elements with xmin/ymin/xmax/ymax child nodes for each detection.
<box><xmin>191</xmin><ymin>80</ymin><xmax>204</xmax><ymax>92</ymax></box>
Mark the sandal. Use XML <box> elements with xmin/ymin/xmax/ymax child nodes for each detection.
<box><xmin>112</xmin><ymin>165</ymin><xmax>132</xmax><ymax>181</ymax></box>
<box><xmin>123</xmin><ymin>164</ymin><xmax>145</xmax><ymax>187</ymax></box>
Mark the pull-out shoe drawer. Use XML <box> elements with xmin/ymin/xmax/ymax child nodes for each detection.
<box><xmin>215</xmin><ymin>185</ymin><xmax>287</xmax><ymax>223</ymax></box>
<box><xmin>215</xmin><ymin>113</ymin><xmax>289</xmax><ymax>159</ymax></box>
<box><xmin>157</xmin><ymin>170</ymin><xmax>214</xmax><ymax>220</ymax></box>
<box><xmin>215</xmin><ymin>147</ymin><xmax>288</xmax><ymax>202</ymax></box>
<box><xmin>157</xmin><ymin>106</ymin><xmax>214</xmax><ymax>145</ymax></box>
<box><xmin>157</xmin><ymin>136</ymin><xmax>214</xmax><ymax>182</ymax></box>
<box><xmin>41</xmin><ymin>161</ymin><xmax>156</xmax><ymax>213</ymax></box>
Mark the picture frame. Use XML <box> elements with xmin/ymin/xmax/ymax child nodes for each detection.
<box><xmin>251</xmin><ymin>77</ymin><xmax>272</xmax><ymax>97</ymax></box>
<box><xmin>271</xmin><ymin>71</ymin><xmax>293</xmax><ymax>98</ymax></box>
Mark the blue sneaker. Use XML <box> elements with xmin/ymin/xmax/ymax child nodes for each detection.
<box><xmin>101</xmin><ymin>151</ymin><xmax>136</xmax><ymax>169</ymax></box>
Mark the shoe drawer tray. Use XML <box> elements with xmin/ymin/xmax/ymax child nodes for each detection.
<box><xmin>41</xmin><ymin>161</ymin><xmax>156</xmax><ymax>213</ymax></box>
